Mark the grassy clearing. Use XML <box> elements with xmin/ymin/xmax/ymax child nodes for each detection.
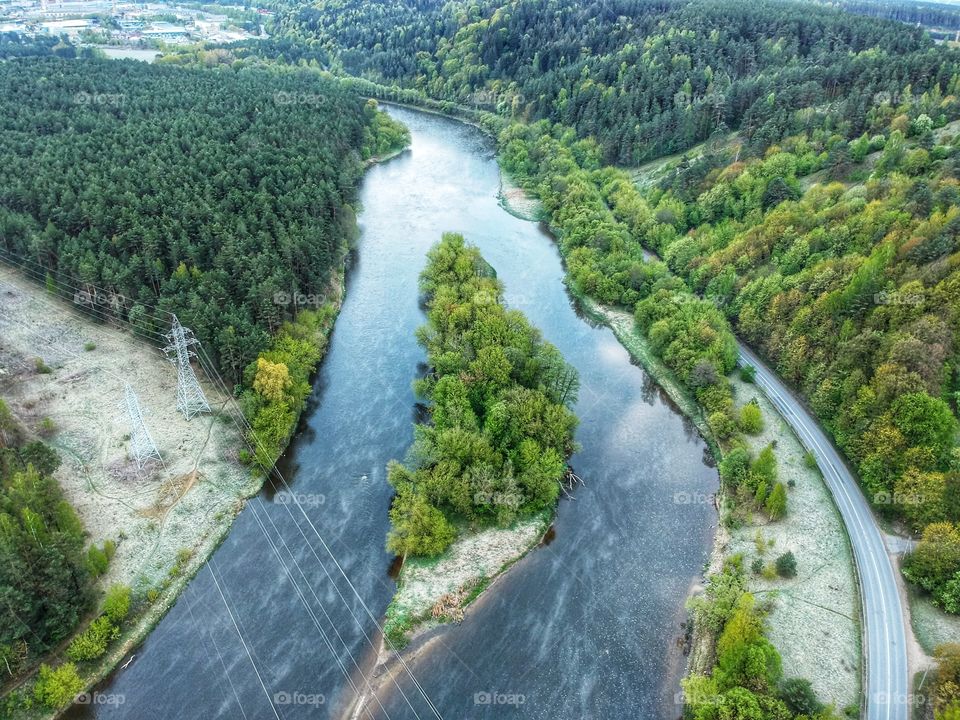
<box><xmin>727</xmin><ymin>376</ymin><xmax>861</xmax><ymax>710</ymax></box>
<box><xmin>910</xmin><ymin>587</ymin><xmax>960</xmax><ymax>654</ymax></box>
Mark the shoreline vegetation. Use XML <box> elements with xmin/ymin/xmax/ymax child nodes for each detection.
<box><xmin>0</xmin><ymin>60</ymin><xmax>410</xmax><ymax>716</ymax></box>
<box><xmin>382</xmin><ymin>234</ymin><xmax>580</xmax><ymax>647</ymax></box>
<box><xmin>336</xmin><ymin>77</ymin><xmax>845</xmax><ymax>712</ymax></box>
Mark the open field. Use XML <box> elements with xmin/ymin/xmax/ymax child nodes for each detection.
<box><xmin>0</xmin><ymin>266</ymin><xmax>259</xmax><ymax>655</ymax></box>
<box><xmin>727</xmin><ymin>376</ymin><xmax>861</xmax><ymax>710</ymax></box>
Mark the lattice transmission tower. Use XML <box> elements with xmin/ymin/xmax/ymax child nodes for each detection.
<box><xmin>121</xmin><ymin>383</ymin><xmax>162</xmax><ymax>468</ymax></box>
<box><xmin>163</xmin><ymin>314</ymin><xmax>210</xmax><ymax>420</ymax></box>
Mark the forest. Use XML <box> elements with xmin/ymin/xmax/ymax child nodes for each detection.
<box><xmin>0</xmin><ymin>57</ymin><xmax>407</xmax><ymax>385</ymax></box>
<box><xmin>275</xmin><ymin>0</ymin><xmax>956</xmax><ymax>164</ymax></box>
<box><xmin>386</xmin><ymin>234</ymin><xmax>579</xmax><ymax>557</ymax></box>
<box><xmin>0</xmin><ymin>402</ymin><xmax>94</xmax><ymax>681</ymax></box>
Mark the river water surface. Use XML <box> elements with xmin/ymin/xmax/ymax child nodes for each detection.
<box><xmin>73</xmin><ymin>106</ymin><xmax>717</xmax><ymax>720</ymax></box>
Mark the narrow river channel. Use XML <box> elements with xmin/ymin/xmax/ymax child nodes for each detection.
<box><xmin>72</xmin><ymin>106</ymin><xmax>718</xmax><ymax>720</ymax></box>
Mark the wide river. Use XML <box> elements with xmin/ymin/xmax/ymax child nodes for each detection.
<box><xmin>73</xmin><ymin>106</ymin><xmax>717</xmax><ymax>720</ymax></box>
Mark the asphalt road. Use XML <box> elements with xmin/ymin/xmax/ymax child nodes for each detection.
<box><xmin>737</xmin><ymin>343</ymin><xmax>908</xmax><ymax>720</ymax></box>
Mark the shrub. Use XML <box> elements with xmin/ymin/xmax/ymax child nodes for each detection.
<box><xmin>719</xmin><ymin>448</ymin><xmax>752</xmax><ymax>488</ymax></box>
<box><xmin>103</xmin><ymin>584</ymin><xmax>131</xmax><ymax>624</ymax></box>
<box><xmin>779</xmin><ymin>677</ymin><xmax>823</xmax><ymax>715</ymax></box>
<box><xmin>751</xmin><ymin>558</ymin><xmax>764</xmax><ymax>575</ymax></box>
<box><xmin>33</xmin><ymin>663</ymin><xmax>83</xmax><ymax>709</ymax></box>
<box><xmin>766</xmin><ymin>482</ymin><xmax>788</xmax><ymax>520</ymax></box>
<box><xmin>83</xmin><ymin>342</ymin><xmax>96</xmax><ymax>351</ymax></box>
<box><xmin>751</xmin><ymin>445</ymin><xmax>778</xmax><ymax>487</ymax></box>
<box><xmin>739</xmin><ymin>365</ymin><xmax>756</xmax><ymax>383</ymax></box>
<box><xmin>34</xmin><ymin>357</ymin><xmax>52</xmax><ymax>374</ymax></box>
<box><xmin>739</xmin><ymin>402</ymin><xmax>764</xmax><ymax>434</ymax></box>
<box><xmin>85</xmin><ymin>545</ymin><xmax>109</xmax><ymax>577</ymax></box>
<box><xmin>66</xmin><ymin>616</ymin><xmax>118</xmax><ymax>662</ymax></box>
<box><xmin>709</xmin><ymin>411</ymin><xmax>737</xmax><ymax>440</ymax></box>
<box><xmin>775</xmin><ymin>551</ymin><xmax>797</xmax><ymax>578</ymax></box>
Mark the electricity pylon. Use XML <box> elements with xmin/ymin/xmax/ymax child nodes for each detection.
<box><xmin>122</xmin><ymin>383</ymin><xmax>162</xmax><ymax>468</ymax></box>
<box><xmin>163</xmin><ymin>315</ymin><xmax>210</xmax><ymax>420</ymax></box>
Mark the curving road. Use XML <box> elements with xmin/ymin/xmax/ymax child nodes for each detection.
<box><xmin>737</xmin><ymin>343</ymin><xmax>908</xmax><ymax>720</ymax></box>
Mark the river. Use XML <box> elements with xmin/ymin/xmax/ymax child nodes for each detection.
<box><xmin>71</xmin><ymin>106</ymin><xmax>718</xmax><ymax>720</ymax></box>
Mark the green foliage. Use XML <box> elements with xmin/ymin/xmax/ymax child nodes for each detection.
<box><xmin>739</xmin><ymin>403</ymin><xmax>765</xmax><ymax>435</ymax></box>
<box><xmin>0</xmin><ymin>445</ymin><xmax>93</xmax><ymax>657</ymax></box>
<box><xmin>241</xmin><ymin>307</ymin><xmax>337</xmax><ymax>471</ymax></box>
<box><xmin>85</xmin><ymin>545</ymin><xmax>110</xmax><ymax>578</ymax></box>
<box><xmin>933</xmin><ymin>644</ymin><xmax>960</xmax><ymax>719</ymax></box>
<box><xmin>362</xmin><ymin>99</ymin><xmax>411</xmax><ymax>158</ymax></box>
<box><xmin>739</xmin><ymin>365</ymin><xmax>757</xmax><ymax>383</ymax></box>
<box><xmin>752</xmin><ymin>445</ymin><xmax>778</xmax><ymax>488</ymax></box>
<box><xmin>714</xmin><ymin>594</ymin><xmax>782</xmax><ymax>692</ymax></box>
<box><xmin>775</xmin><ymin>551</ymin><xmax>797</xmax><ymax>578</ymax></box>
<box><xmin>385</xmin><ymin>478</ymin><xmax>456</xmax><ymax>558</ymax></box>
<box><xmin>66</xmin><ymin>616</ymin><xmax>118</xmax><ymax>662</ymax></box>
<box><xmin>766</xmin><ymin>483</ymin><xmax>788</xmax><ymax>521</ymax></box>
<box><xmin>779</xmin><ymin>677</ymin><xmax>823</xmax><ymax>715</ymax></box>
<box><xmin>33</xmin><ymin>662</ymin><xmax>83</xmax><ymax>710</ymax></box>
<box><xmin>386</xmin><ymin>235</ymin><xmax>579</xmax><ymax>556</ymax></box>
<box><xmin>103</xmin><ymin>584</ymin><xmax>132</xmax><ymax>625</ymax></box>
<box><xmin>903</xmin><ymin>523</ymin><xmax>960</xmax><ymax>612</ymax></box>
<box><xmin>83</xmin><ymin>342</ymin><xmax>96</xmax><ymax>352</ymax></box>
<box><xmin>684</xmin><ymin>558</ymin><xmax>824</xmax><ymax>719</ymax></box>
<box><xmin>687</xmin><ymin>557</ymin><xmax>747</xmax><ymax>634</ymax></box>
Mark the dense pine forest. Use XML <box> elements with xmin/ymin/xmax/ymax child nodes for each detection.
<box><xmin>276</xmin><ymin>0</ymin><xmax>955</xmax><ymax>164</ymax></box>
<box><xmin>0</xmin><ymin>57</ymin><xmax>407</xmax><ymax>384</ymax></box>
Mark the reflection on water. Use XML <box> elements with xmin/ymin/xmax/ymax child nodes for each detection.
<box><xmin>70</xmin><ymin>106</ymin><xmax>717</xmax><ymax>720</ymax></box>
